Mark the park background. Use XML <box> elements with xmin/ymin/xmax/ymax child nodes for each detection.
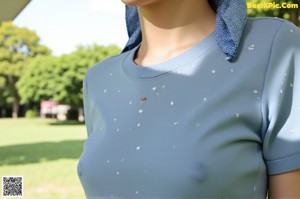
<box><xmin>0</xmin><ymin>0</ymin><xmax>299</xmax><ymax>198</ymax></box>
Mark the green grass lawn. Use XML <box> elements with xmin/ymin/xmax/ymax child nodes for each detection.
<box><xmin>0</xmin><ymin>118</ymin><xmax>87</xmax><ymax>199</ymax></box>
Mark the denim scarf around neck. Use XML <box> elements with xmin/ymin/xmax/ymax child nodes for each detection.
<box><xmin>122</xmin><ymin>0</ymin><xmax>247</xmax><ymax>61</ymax></box>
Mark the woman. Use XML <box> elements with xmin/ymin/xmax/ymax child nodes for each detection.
<box><xmin>78</xmin><ymin>0</ymin><xmax>300</xmax><ymax>198</ymax></box>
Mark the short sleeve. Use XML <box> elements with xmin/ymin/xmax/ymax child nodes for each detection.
<box><xmin>83</xmin><ymin>74</ymin><xmax>93</xmax><ymax>136</ymax></box>
<box><xmin>261</xmin><ymin>20</ymin><xmax>300</xmax><ymax>175</ymax></box>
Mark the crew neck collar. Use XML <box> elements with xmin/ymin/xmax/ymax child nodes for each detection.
<box><xmin>122</xmin><ymin>32</ymin><xmax>216</xmax><ymax>79</ymax></box>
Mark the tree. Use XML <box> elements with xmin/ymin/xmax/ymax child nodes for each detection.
<box><xmin>17</xmin><ymin>55</ymin><xmax>59</xmax><ymax>105</ymax></box>
<box><xmin>247</xmin><ymin>0</ymin><xmax>300</xmax><ymax>26</ymax></box>
<box><xmin>17</xmin><ymin>45</ymin><xmax>120</xmax><ymax>119</ymax></box>
<box><xmin>0</xmin><ymin>21</ymin><xmax>50</xmax><ymax>118</ymax></box>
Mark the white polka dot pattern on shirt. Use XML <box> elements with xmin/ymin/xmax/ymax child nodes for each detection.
<box><xmin>248</xmin><ymin>44</ymin><xmax>255</xmax><ymax>51</ymax></box>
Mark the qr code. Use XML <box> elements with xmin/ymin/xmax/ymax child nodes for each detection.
<box><xmin>2</xmin><ymin>176</ymin><xmax>23</xmax><ymax>197</ymax></box>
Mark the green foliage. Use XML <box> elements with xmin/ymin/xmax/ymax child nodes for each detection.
<box><xmin>17</xmin><ymin>45</ymin><xmax>120</xmax><ymax>108</ymax></box>
<box><xmin>0</xmin><ymin>21</ymin><xmax>51</xmax><ymax>117</ymax></box>
<box><xmin>247</xmin><ymin>0</ymin><xmax>300</xmax><ymax>26</ymax></box>
<box><xmin>0</xmin><ymin>21</ymin><xmax>51</xmax><ymax>83</ymax></box>
<box><xmin>25</xmin><ymin>109</ymin><xmax>39</xmax><ymax>118</ymax></box>
<box><xmin>17</xmin><ymin>55</ymin><xmax>59</xmax><ymax>104</ymax></box>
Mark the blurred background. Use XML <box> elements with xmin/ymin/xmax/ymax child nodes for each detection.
<box><xmin>0</xmin><ymin>0</ymin><xmax>299</xmax><ymax>198</ymax></box>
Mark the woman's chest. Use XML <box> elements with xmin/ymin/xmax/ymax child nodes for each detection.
<box><xmin>79</xmin><ymin>61</ymin><xmax>268</xmax><ymax>198</ymax></box>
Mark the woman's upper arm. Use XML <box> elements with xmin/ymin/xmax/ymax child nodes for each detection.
<box><xmin>268</xmin><ymin>169</ymin><xmax>300</xmax><ymax>198</ymax></box>
<box><xmin>263</xmin><ymin>21</ymin><xmax>300</xmax><ymax>198</ymax></box>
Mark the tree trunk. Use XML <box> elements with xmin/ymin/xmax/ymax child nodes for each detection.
<box><xmin>1</xmin><ymin>107</ymin><xmax>6</xmax><ymax>118</ymax></box>
<box><xmin>290</xmin><ymin>7</ymin><xmax>299</xmax><ymax>26</ymax></box>
<box><xmin>7</xmin><ymin>75</ymin><xmax>20</xmax><ymax>118</ymax></box>
<box><xmin>12</xmin><ymin>97</ymin><xmax>19</xmax><ymax>118</ymax></box>
<box><xmin>78</xmin><ymin>107</ymin><xmax>84</xmax><ymax>122</ymax></box>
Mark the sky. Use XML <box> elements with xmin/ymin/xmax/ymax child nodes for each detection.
<box><xmin>13</xmin><ymin>0</ymin><xmax>128</xmax><ymax>56</ymax></box>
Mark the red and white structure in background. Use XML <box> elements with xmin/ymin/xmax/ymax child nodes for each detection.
<box><xmin>40</xmin><ymin>100</ymin><xmax>71</xmax><ymax>121</ymax></box>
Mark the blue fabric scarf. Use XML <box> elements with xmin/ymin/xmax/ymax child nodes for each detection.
<box><xmin>122</xmin><ymin>0</ymin><xmax>247</xmax><ymax>61</ymax></box>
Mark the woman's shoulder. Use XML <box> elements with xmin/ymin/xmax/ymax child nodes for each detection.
<box><xmin>246</xmin><ymin>16</ymin><xmax>292</xmax><ymax>27</ymax></box>
<box><xmin>242</xmin><ymin>17</ymin><xmax>300</xmax><ymax>53</ymax></box>
<box><xmin>245</xmin><ymin>16</ymin><xmax>299</xmax><ymax>35</ymax></box>
<box><xmin>247</xmin><ymin>16</ymin><xmax>287</xmax><ymax>23</ymax></box>
<box><xmin>85</xmin><ymin>50</ymin><xmax>131</xmax><ymax>80</ymax></box>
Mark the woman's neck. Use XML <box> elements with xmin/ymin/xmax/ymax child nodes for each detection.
<box><xmin>135</xmin><ymin>0</ymin><xmax>216</xmax><ymax>66</ymax></box>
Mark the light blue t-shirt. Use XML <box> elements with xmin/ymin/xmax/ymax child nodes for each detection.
<box><xmin>78</xmin><ymin>18</ymin><xmax>300</xmax><ymax>198</ymax></box>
